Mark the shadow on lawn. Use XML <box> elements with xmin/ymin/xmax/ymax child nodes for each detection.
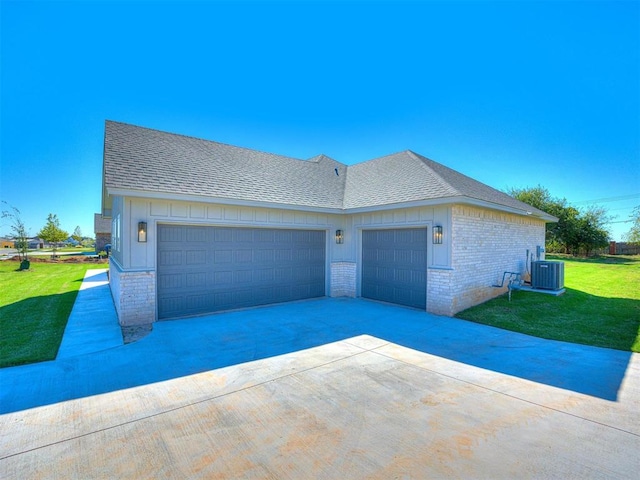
<box><xmin>0</xmin><ymin>294</ymin><xmax>635</xmax><ymax>414</ymax></box>
<box><xmin>0</xmin><ymin>292</ymin><xmax>78</xmax><ymax>368</ymax></box>
<box><xmin>547</xmin><ymin>254</ymin><xmax>640</xmax><ymax>265</ymax></box>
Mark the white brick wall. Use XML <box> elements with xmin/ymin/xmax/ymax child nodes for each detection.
<box><xmin>426</xmin><ymin>268</ymin><xmax>455</xmax><ymax>316</ymax></box>
<box><xmin>330</xmin><ymin>262</ymin><xmax>356</xmax><ymax>297</ymax></box>
<box><xmin>445</xmin><ymin>205</ymin><xmax>546</xmax><ymax>314</ymax></box>
<box><xmin>109</xmin><ymin>260</ymin><xmax>156</xmax><ymax>326</ymax></box>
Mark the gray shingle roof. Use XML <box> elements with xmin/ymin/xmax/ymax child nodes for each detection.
<box><xmin>103</xmin><ymin>121</ymin><xmax>555</xmax><ymax>220</ymax></box>
<box><xmin>104</xmin><ymin>121</ymin><xmax>346</xmax><ymax>209</ymax></box>
<box><xmin>344</xmin><ymin>150</ymin><xmax>551</xmax><ymax>217</ymax></box>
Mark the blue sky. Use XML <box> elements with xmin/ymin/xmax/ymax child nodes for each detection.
<box><xmin>1</xmin><ymin>0</ymin><xmax>638</xmax><ymax>241</ymax></box>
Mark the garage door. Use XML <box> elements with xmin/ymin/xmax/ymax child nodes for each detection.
<box><xmin>157</xmin><ymin>226</ymin><xmax>326</xmax><ymax>319</ymax></box>
<box><xmin>362</xmin><ymin>228</ymin><xmax>427</xmax><ymax>309</ymax></box>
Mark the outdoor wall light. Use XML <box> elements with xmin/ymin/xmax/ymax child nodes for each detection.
<box><xmin>335</xmin><ymin>229</ymin><xmax>344</xmax><ymax>244</ymax></box>
<box><xmin>433</xmin><ymin>225</ymin><xmax>443</xmax><ymax>244</ymax></box>
<box><xmin>138</xmin><ymin>222</ymin><xmax>147</xmax><ymax>243</ymax></box>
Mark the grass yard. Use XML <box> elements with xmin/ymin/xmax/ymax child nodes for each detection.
<box><xmin>0</xmin><ymin>261</ymin><xmax>105</xmax><ymax>367</ymax></box>
<box><xmin>456</xmin><ymin>255</ymin><xmax>640</xmax><ymax>352</ymax></box>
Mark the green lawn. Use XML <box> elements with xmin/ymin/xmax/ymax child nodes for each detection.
<box><xmin>456</xmin><ymin>255</ymin><xmax>640</xmax><ymax>352</ymax></box>
<box><xmin>0</xmin><ymin>261</ymin><xmax>105</xmax><ymax>367</ymax></box>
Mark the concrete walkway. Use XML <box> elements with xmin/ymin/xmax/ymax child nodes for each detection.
<box><xmin>56</xmin><ymin>269</ymin><xmax>123</xmax><ymax>358</ymax></box>
<box><xmin>1</xmin><ymin>273</ymin><xmax>639</xmax><ymax>478</ymax></box>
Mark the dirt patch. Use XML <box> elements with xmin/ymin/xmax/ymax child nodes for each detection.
<box><xmin>7</xmin><ymin>255</ymin><xmax>108</xmax><ymax>264</ymax></box>
<box><xmin>121</xmin><ymin>324</ymin><xmax>153</xmax><ymax>344</ymax></box>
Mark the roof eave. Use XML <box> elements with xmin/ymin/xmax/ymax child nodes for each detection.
<box><xmin>344</xmin><ymin>196</ymin><xmax>558</xmax><ymax>221</ymax></box>
<box><xmin>107</xmin><ymin>188</ymin><xmax>558</xmax><ymax>222</ymax></box>
<box><xmin>106</xmin><ymin>187</ymin><xmax>345</xmax><ymax>215</ymax></box>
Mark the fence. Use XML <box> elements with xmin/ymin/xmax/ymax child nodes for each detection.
<box><xmin>609</xmin><ymin>241</ymin><xmax>640</xmax><ymax>255</ymax></box>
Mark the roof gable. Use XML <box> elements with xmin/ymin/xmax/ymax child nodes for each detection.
<box><xmin>103</xmin><ymin>121</ymin><xmax>556</xmax><ymax>221</ymax></box>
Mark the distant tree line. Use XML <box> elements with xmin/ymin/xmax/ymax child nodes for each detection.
<box><xmin>2</xmin><ymin>203</ymin><xmax>95</xmax><ymax>260</ymax></box>
<box><xmin>507</xmin><ymin>186</ymin><xmax>612</xmax><ymax>256</ymax></box>
<box><xmin>624</xmin><ymin>206</ymin><xmax>640</xmax><ymax>244</ymax></box>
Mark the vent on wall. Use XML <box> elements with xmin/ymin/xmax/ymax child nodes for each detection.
<box><xmin>531</xmin><ymin>261</ymin><xmax>565</xmax><ymax>290</ymax></box>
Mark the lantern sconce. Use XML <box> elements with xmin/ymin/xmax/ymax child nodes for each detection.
<box><xmin>433</xmin><ymin>225</ymin><xmax>443</xmax><ymax>244</ymax></box>
<box><xmin>138</xmin><ymin>222</ymin><xmax>147</xmax><ymax>243</ymax></box>
<box><xmin>335</xmin><ymin>229</ymin><xmax>344</xmax><ymax>244</ymax></box>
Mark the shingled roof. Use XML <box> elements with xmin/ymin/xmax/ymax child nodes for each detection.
<box><xmin>103</xmin><ymin>121</ymin><xmax>555</xmax><ymax>220</ymax></box>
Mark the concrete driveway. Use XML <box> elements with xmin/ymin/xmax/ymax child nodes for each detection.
<box><xmin>1</xmin><ymin>270</ymin><xmax>639</xmax><ymax>478</ymax></box>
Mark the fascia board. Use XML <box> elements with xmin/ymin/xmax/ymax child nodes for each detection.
<box><xmin>344</xmin><ymin>196</ymin><xmax>558</xmax><ymax>222</ymax></box>
<box><xmin>107</xmin><ymin>188</ymin><xmax>558</xmax><ymax>223</ymax></box>
<box><xmin>454</xmin><ymin>197</ymin><xmax>559</xmax><ymax>222</ymax></box>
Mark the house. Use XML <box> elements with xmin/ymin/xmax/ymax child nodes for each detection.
<box><xmin>1</xmin><ymin>238</ymin><xmax>15</xmax><ymax>249</ymax></box>
<box><xmin>102</xmin><ymin>121</ymin><xmax>557</xmax><ymax>326</ymax></box>
<box><xmin>94</xmin><ymin>213</ymin><xmax>112</xmax><ymax>253</ymax></box>
<box><xmin>27</xmin><ymin>238</ymin><xmax>44</xmax><ymax>250</ymax></box>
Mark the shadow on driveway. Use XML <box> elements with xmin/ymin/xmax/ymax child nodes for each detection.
<box><xmin>0</xmin><ymin>296</ymin><xmax>633</xmax><ymax>414</ymax></box>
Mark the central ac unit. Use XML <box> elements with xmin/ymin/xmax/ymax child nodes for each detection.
<box><xmin>531</xmin><ymin>261</ymin><xmax>564</xmax><ymax>290</ymax></box>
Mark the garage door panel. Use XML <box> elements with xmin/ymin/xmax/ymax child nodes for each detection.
<box><xmin>159</xmin><ymin>250</ymin><xmax>183</xmax><ymax>267</ymax></box>
<box><xmin>213</xmin><ymin>270</ymin><xmax>233</xmax><ymax>284</ymax></box>
<box><xmin>235</xmin><ymin>250</ymin><xmax>253</xmax><ymax>263</ymax></box>
<box><xmin>158</xmin><ymin>273</ymin><xmax>183</xmax><ymax>289</ymax></box>
<box><xmin>186</xmin><ymin>227</ymin><xmax>208</xmax><ymax>243</ymax></box>
<box><xmin>214</xmin><ymin>228</ymin><xmax>233</xmax><ymax>242</ymax></box>
<box><xmin>275</xmin><ymin>249</ymin><xmax>292</xmax><ymax>262</ymax></box>
<box><xmin>159</xmin><ymin>225</ymin><xmax>183</xmax><ymax>242</ymax></box>
<box><xmin>362</xmin><ymin>228</ymin><xmax>427</xmax><ymax>309</ymax></box>
<box><xmin>255</xmin><ymin>230</ymin><xmax>275</xmax><ymax>242</ymax></box>
<box><xmin>275</xmin><ymin>230</ymin><xmax>293</xmax><ymax>243</ymax></box>
<box><xmin>255</xmin><ymin>249</ymin><xmax>274</xmax><ymax>263</ymax></box>
<box><xmin>185</xmin><ymin>272</ymin><xmax>206</xmax><ymax>287</ymax></box>
<box><xmin>186</xmin><ymin>250</ymin><xmax>206</xmax><ymax>265</ymax></box>
<box><xmin>158</xmin><ymin>226</ymin><xmax>326</xmax><ymax>319</ymax></box>
<box><xmin>214</xmin><ymin>250</ymin><xmax>233</xmax><ymax>263</ymax></box>
<box><xmin>255</xmin><ymin>268</ymin><xmax>274</xmax><ymax>282</ymax></box>
<box><xmin>234</xmin><ymin>270</ymin><xmax>254</xmax><ymax>284</ymax></box>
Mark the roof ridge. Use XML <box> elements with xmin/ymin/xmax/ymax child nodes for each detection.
<box><xmin>405</xmin><ymin>150</ymin><xmax>463</xmax><ymax>196</ymax></box>
<box><xmin>341</xmin><ymin>162</ymin><xmax>349</xmax><ymax>209</ymax></box>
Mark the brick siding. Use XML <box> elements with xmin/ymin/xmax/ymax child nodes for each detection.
<box><xmin>109</xmin><ymin>260</ymin><xmax>156</xmax><ymax>325</ymax></box>
<box><xmin>446</xmin><ymin>205</ymin><xmax>546</xmax><ymax>314</ymax></box>
<box><xmin>330</xmin><ymin>262</ymin><xmax>356</xmax><ymax>297</ymax></box>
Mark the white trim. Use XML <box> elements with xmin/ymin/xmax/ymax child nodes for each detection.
<box><xmin>346</xmin><ymin>197</ymin><xmax>556</xmax><ymax>222</ymax></box>
<box><xmin>107</xmin><ymin>187</ymin><xmax>558</xmax><ymax>222</ymax></box>
<box><xmin>109</xmin><ymin>256</ymin><xmax>154</xmax><ymax>274</ymax></box>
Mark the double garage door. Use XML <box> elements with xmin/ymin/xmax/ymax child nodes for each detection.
<box><xmin>157</xmin><ymin>225</ymin><xmax>326</xmax><ymax>319</ymax></box>
<box><xmin>362</xmin><ymin>228</ymin><xmax>428</xmax><ymax>309</ymax></box>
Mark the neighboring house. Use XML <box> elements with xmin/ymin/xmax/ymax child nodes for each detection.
<box><xmin>27</xmin><ymin>238</ymin><xmax>44</xmax><ymax>249</ymax></box>
<box><xmin>1</xmin><ymin>238</ymin><xmax>15</xmax><ymax>248</ymax></box>
<box><xmin>102</xmin><ymin>120</ymin><xmax>557</xmax><ymax>326</ymax></box>
<box><xmin>94</xmin><ymin>213</ymin><xmax>112</xmax><ymax>253</ymax></box>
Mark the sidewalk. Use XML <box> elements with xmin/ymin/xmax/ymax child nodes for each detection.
<box><xmin>56</xmin><ymin>269</ymin><xmax>123</xmax><ymax>358</ymax></box>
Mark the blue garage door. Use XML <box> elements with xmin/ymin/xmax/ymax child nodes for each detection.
<box><xmin>157</xmin><ymin>226</ymin><xmax>326</xmax><ymax>320</ymax></box>
<box><xmin>362</xmin><ymin>228</ymin><xmax>427</xmax><ymax>309</ymax></box>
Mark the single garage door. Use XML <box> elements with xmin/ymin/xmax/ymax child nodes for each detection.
<box><xmin>157</xmin><ymin>225</ymin><xmax>326</xmax><ymax>319</ymax></box>
<box><xmin>362</xmin><ymin>228</ymin><xmax>427</xmax><ymax>309</ymax></box>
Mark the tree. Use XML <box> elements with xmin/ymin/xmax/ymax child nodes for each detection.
<box><xmin>1</xmin><ymin>201</ymin><xmax>30</xmax><ymax>264</ymax></box>
<box><xmin>507</xmin><ymin>186</ymin><xmax>612</xmax><ymax>256</ymax></box>
<box><xmin>37</xmin><ymin>214</ymin><xmax>69</xmax><ymax>258</ymax></box>
<box><xmin>576</xmin><ymin>206</ymin><xmax>611</xmax><ymax>256</ymax></box>
<box><xmin>506</xmin><ymin>185</ymin><xmax>569</xmax><ymax>250</ymax></box>
<box><xmin>72</xmin><ymin>226</ymin><xmax>83</xmax><ymax>244</ymax></box>
<box><xmin>623</xmin><ymin>206</ymin><xmax>640</xmax><ymax>244</ymax></box>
